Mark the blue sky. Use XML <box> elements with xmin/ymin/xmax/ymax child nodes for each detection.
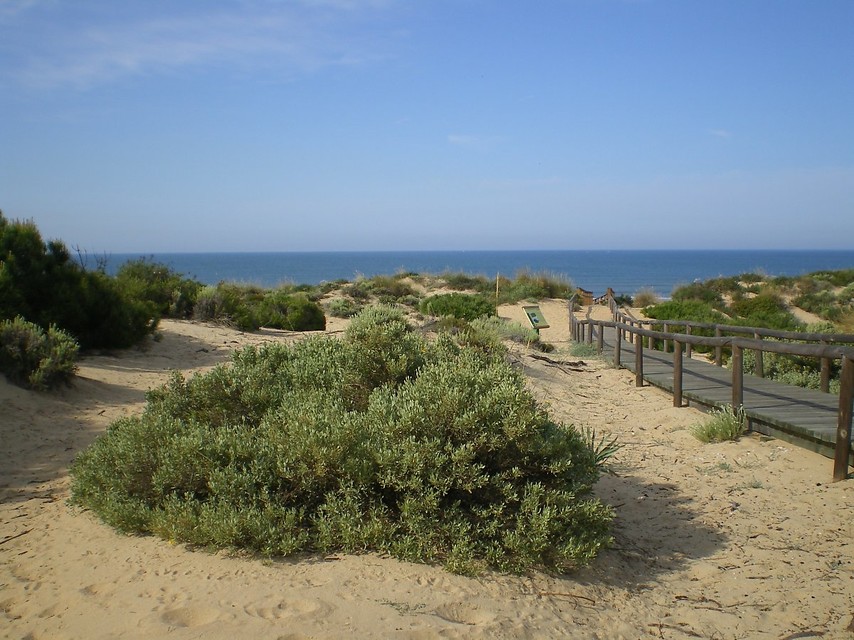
<box><xmin>1</xmin><ymin>0</ymin><xmax>852</xmax><ymax>252</ymax></box>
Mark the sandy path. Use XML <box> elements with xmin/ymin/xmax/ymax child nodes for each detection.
<box><xmin>2</xmin><ymin>310</ymin><xmax>853</xmax><ymax>639</ymax></box>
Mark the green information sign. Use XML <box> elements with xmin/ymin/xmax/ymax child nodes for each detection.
<box><xmin>522</xmin><ymin>305</ymin><xmax>549</xmax><ymax>330</ymax></box>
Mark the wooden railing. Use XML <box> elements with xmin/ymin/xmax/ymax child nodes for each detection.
<box><xmin>568</xmin><ymin>293</ymin><xmax>854</xmax><ymax>481</ymax></box>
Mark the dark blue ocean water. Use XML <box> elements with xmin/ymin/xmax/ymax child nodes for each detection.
<box><xmin>104</xmin><ymin>250</ymin><xmax>854</xmax><ymax>299</ymax></box>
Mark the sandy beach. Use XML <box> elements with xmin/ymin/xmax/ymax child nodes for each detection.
<box><xmin>2</xmin><ymin>300</ymin><xmax>853</xmax><ymax>639</ymax></box>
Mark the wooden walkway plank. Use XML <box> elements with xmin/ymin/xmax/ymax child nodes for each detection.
<box><xmin>594</xmin><ymin>324</ymin><xmax>851</xmax><ymax>464</ymax></box>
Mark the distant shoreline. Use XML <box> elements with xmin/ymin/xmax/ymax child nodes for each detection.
<box><xmin>102</xmin><ymin>249</ymin><xmax>854</xmax><ymax>296</ymax></box>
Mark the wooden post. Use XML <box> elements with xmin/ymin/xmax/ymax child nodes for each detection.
<box><xmin>673</xmin><ymin>340</ymin><xmax>683</xmax><ymax>407</ymax></box>
<box><xmin>833</xmin><ymin>356</ymin><xmax>854</xmax><ymax>482</ymax></box>
<box><xmin>732</xmin><ymin>344</ymin><xmax>744</xmax><ymax>411</ymax></box>
<box><xmin>685</xmin><ymin>325</ymin><xmax>692</xmax><ymax>358</ymax></box>
<box><xmin>597</xmin><ymin>322</ymin><xmax>604</xmax><ymax>354</ymax></box>
<box><xmin>820</xmin><ymin>343</ymin><xmax>830</xmax><ymax>393</ymax></box>
<box><xmin>569</xmin><ymin>303</ymin><xmax>575</xmax><ymax>341</ymax></box>
<box><xmin>663</xmin><ymin>323</ymin><xmax>670</xmax><ymax>354</ymax></box>
<box><xmin>614</xmin><ymin>324</ymin><xmax>622</xmax><ymax>368</ymax></box>
<box><xmin>715</xmin><ymin>327</ymin><xmax>723</xmax><ymax>366</ymax></box>
<box><xmin>586</xmin><ymin>321</ymin><xmax>593</xmax><ymax>344</ymax></box>
<box><xmin>754</xmin><ymin>332</ymin><xmax>764</xmax><ymax>378</ymax></box>
<box><xmin>635</xmin><ymin>332</ymin><xmax>644</xmax><ymax>387</ymax></box>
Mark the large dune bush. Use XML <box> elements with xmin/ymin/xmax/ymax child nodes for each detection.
<box><xmin>71</xmin><ymin>306</ymin><xmax>613</xmax><ymax>574</ymax></box>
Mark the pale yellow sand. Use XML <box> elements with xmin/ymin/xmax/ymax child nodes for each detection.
<box><xmin>2</xmin><ymin>305</ymin><xmax>853</xmax><ymax>639</ymax></box>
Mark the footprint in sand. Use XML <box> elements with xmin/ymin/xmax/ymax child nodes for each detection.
<box><xmin>242</xmin><ymin>597</ymin><xmax>334</xmax><ymax>621</ymax></box>
<box><xmin>80</xmin><ymin>583</ymin><xmax>116</xmax><ymax>598</ymax></box>
<box><xmin>161</xmin><ymin>605</ymin><xmax>224</xmax><ymax>628</ymax></box>
<box><xmin>432</xmin><ymin>602</ymin><xmax>498</xmax><ymax>626</ymax></box>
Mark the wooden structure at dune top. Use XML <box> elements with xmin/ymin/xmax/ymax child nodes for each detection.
<box><xmin>568</xmin><ymin>292</ymin><xmax>854</xmax><ymax>481</ymax></box>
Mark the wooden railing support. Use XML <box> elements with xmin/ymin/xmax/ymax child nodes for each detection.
<box><xmin>663</xmin><ymin>323</ymin><xmax>670</xmax><ymax>353</ymax></box>
<box><xmin>614</xmin><ymin>324</ymin><xmax>622</xmax><ymax>368</ymax></box>
<box><xmin>715</xmin><ymin>327</ymin><xmax>723</xmax><ymax>366</ymax></box>
<box><xmin>821</xmin><ymin>343</ymin><xmax>830</xmax><ymax>393</ymax></box>
<box><xmin>635</xmin><ymin>332</ymin><xmax>644</xmax><ymax>387</ymax></box>
<box><xmin>597</xmin><ymin>322</ymin><xmax>604</xmax><ymax>354</ymax></box>
<box><xmin>732</xmin><ymin>344</ymin><xmax>744</xmax><ymax>411</ymax></box>
<box><xmin>833</xmin><ymin>356</ymin><xmax>854</xmax><ymax>481</ymax></box>
<box><xmin>685</xmin><ymin>326</ymin><xmax>692</xmax><ymax>358</ymax></box>
<box><xmin>754</xmin><ymin>332</ymin><xmax>764</xmax><ymax>378</ymax></box>
<box><xmin>673</xmin><ymin>341</ymin><xmax>684</xmax><ymax>407</ymax></box>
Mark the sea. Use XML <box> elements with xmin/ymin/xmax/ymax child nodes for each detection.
<box><xmin>104</xmin><ymin>250</ymin><xmax>854</xmax><ymax>299</ymax></box>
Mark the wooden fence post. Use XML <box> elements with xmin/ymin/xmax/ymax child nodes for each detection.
<box><xmin>673</xmin><ymin>340</ymin><xmax>683</xmax><ymax>407</ymax></box>
<box><xmin>614</xmin><ymin>325</ymin><xmax>622</xmax><ymax>368</ymax></box>
<box><xmin>833</xmin><ymin>356</ymin><xmax>854</xmax><ymax>482</ymax></box>
<box><xmin>685</xmin><ymin>325</ymin><xmax>693</xmax><ymax>359</ymax></box>
<box><xmin>754</xmin><ymin>332</ymin><xmax>764</xmax><ymax>378</ymax></box>
<box><xmin>597</xmin><ymin>322</ymin><xmax>604</xmax><ymax>354</ymax></box>
<box><xmin>663</xmin><ymin>323</ymin><xmax>669</xmax><ymax>354</ymax></box>
<box><xmin>820</xmin><ymin>342</ymin><xmax>830</xmax><ymax>393</ymax></box>
<box><xmin>635</xmin><ymin>332</ymin><xmax>644</xmax><ymax>387</ymax></box>
<box><xmin>715</xmin><ymin>327</ymin><xmax>723</xmax><ymax>366</ymax></box>
<box><xmin>732</xmin><ymin>344</ymin><xmax>744</xmax><ymax>411</ymax></box>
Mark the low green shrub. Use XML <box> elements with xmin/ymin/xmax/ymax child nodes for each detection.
<box><xmin>441</xmin><ymin>271</ymin><xmax>492</xmax><ymax>294</ymax></box>
<box><xmin>193</xmin><ymin>283</ymin><xmax>264</xmax><ymax>331</ymax></box>
<box><xmin>671</xmin><ymin>282</ymin><xmax>724</xmax><ymax>307</ymax></box>
<box><xmin>194</xmin><ymin>284</ymin><xmax>325</xmax><ymax>332</ymax></box>
<box><xmin>470</xmin><ymin>316</ymin><xmax>539</xmax><ymax>345</ymax></box>
<box><xmin>115</xmin><ymin>258</ymin><xmax>203</xmax><ymax>319</ymax></box>
<box><xmin>365</xmin><ymin>275</ymin><xmax>417</xmax><ymax>302</ymax></box>
<box><xmin>419</xmin><ymin>293</ymin><xmax>496</xmax><ymax>321</ymax></box>
<box><xmin>258</xmin><ymin>290</ymin><xmax>326</xmax><ymax>331</ymax></box>
<box><xmin>690</xmin><ymin>405</ymin><xmax>745</xmax><ymax>443</ymax></box>
<box><xmin>644</xmin><ymin>300</ymin><xmax>727</xmax><ymax>326</ymax></box>
<box><xmin>326</xmin><ymin>297</ymin><xmax>362</xmax><ymax>318</ymax></box>
<box><xmin>0</xmin><ymin>316</ymin><xmax>79</xmax><ymax>389</ymax></box>
<box><xmin>342</xmin><ymin>280</ymin><xmax>372</xmax><ymax>301</ymax></box>
<box><xmin>811</xmin><ymin>269</ymin><xmax>854</xmax><ymax>288</ymax></box>
<box><xmin>729</xmin><ymin>293</ymin><xmax>802</xmax><ymax>331</ymax></box>
<box><xmin>70</xmin><ymin>306</ymin><xmax>613</xmax><ymax>574</ymax></box>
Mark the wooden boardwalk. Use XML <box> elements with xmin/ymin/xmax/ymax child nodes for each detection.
<box><xmin>594</xmin><ymin>323</ymin><xmax>851</xmax><ymax>463</ymax></box>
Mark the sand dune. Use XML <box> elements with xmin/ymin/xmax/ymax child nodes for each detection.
<box><xmin>2</xmin><ymin>303</ymin><xmax>853</xmax><ymax>639</ymax></box>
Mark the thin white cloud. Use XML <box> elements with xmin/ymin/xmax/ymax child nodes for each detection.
<box><xmin>3</xmin><ymin>2</ymin><xmax>396</xmax><ymax>89</ymax></box>
<box><xmin>709</xmin><ymin>128</ymin><xmax>733</xmax><ymax>139</ymax></box>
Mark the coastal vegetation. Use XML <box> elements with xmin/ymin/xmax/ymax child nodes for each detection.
<box><xmin>0</xmin><ymin>316</ymin><xmax>78</xmax><ymax>390</ymax></box>
<box><xmin>193</xmin><ymin>282</ymin><xmax>326</xmax><ymax>332</ymax></box>
<box><xmin>419</xmin><ymin>292</ymin><xmax>496</xmax><ymax>321</ymax></box>
<box><xmin>70</xmin><ymin>306</ymin><xmax>614</xmax><ymax>575</ymax></box>
<box><xmin>690</xmin><ymin>405</ymin><xmax>746</xmax><ymax>443</ymax></box>
<box><xmin>640</xmin><ymin>270</ymin><xmax>854</xmax><ymax>392</ymax></box>
<box><xmin>0</xmin><ymin>213</ymin><xmax>159</xmax><ymax>352</ymax></box>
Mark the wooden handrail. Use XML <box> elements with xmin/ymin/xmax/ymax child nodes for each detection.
<box><xmin>570</xmin><ymin>290</ymin><xmax>854</xmax><ymax>480</ymax></box>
